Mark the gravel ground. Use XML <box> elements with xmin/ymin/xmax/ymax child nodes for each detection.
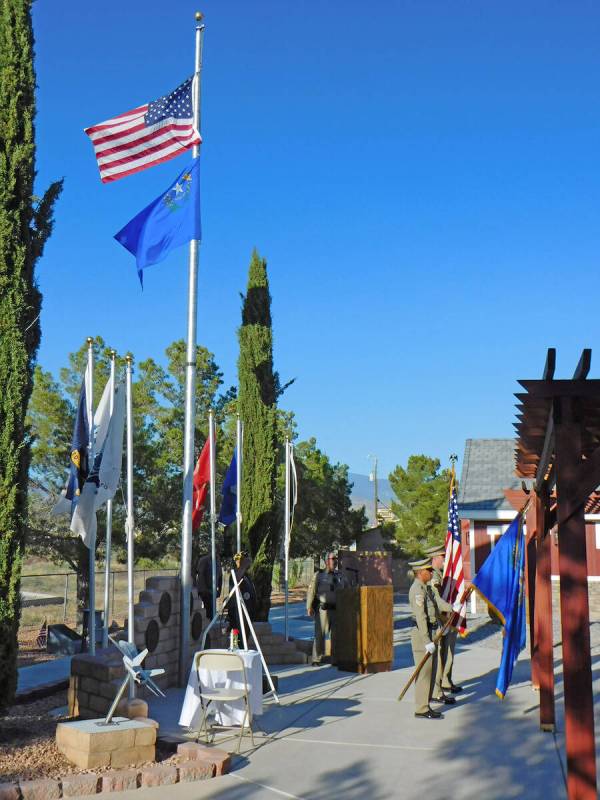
<box><xmin>0</xmin><ymin>692</ymin><xmax>177</xmax><ymax>783</ymax></box>
<box><xmin>0</xmin><ymin>692</ymin><xmax>75</xmax><ymax>782</ymax></box>
<box><xmin>16</xmin><ymin>648</ymin><xmax>59</xmax><ymax>669</ymax></box>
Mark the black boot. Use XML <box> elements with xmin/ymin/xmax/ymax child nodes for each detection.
<box><xmin>415</xmin><ymin>707</ymin><xmax>443</xmax><ymax>719</ymax></box>
<box><xmin>432</xmin><ymin>693</ymin><xmax>456</xmax><ymax>705</ymax></box>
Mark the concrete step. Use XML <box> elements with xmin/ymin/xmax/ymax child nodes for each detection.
<box><xmin>291</xmin><ymin>638</ymin><xmax>313</xmax><ymax>656</ymax></box>
<box><xmin>251</xmin><ymin>633</ymin><xmax>282</xmax><ymax>646</ymax></box>
<box><xmin>251</xmin><ymin>622</ymin><xmax>273</xmax><ymax>635</ymax></box>
<box><xmin>259</xmin><ymin>642</ymin><xmax>298</xmax><ymax>657</ymax></box>
<box><xmin>265</xmin><ymin>652</ymin><xmax>307</xmax><ymax>665</ymax></box>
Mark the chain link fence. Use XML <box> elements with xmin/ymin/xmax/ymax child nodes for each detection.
<box><xmin>19</xmin><ymin>568</ymin><xmax>177</xmax><ymax>662</ymax></box>
<box><xmin>18</xmin><ymin>559</ymin><xmax>315</xmax><ymax>662</ymax></box>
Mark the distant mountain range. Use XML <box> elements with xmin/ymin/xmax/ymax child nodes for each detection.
<box><xmin>348</xmin><ymin>472</ymin><xmax>394</xmax><ymax>526</ymax></box>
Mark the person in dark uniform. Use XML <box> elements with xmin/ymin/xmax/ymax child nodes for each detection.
<box><xmin>227</xmin><ymin>552</ymin><xmax>257</xmax><ymax>632</ymax></box>
<box><xmin>194</xmin><ymin>552</ymin><xmax>222</xmax><ymax>620</ymax></box>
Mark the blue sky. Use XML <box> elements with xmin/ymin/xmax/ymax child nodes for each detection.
<box><xmin>32</xmin><ymin>1</ymin><xmax>600</xmax><ymax>479</ymax></box>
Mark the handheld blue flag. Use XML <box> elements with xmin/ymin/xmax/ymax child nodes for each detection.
<box><xmin>114</xmin><ymin>158</ymin><xmax>201</xmax><ymax>287</ymax></box>
<box><xmin>218</xmin><ymin>454</ymin><xmax>237</xmax><ymax>526</ymax></box>
<box><xmin>471</xmin><ymin>512</ymin><xmax>527</xmax><ymax>698</ymax></box>
<box><xmin>65</xmin><ymin>378</ymin><xmax>91</xmax><ymax>507</ymax></box>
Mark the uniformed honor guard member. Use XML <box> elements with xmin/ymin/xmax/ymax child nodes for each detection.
<box><xmin>306</xmin><ymin>552</ymin><xmax>348</xmax><ymax>666</ymax></box>
<box><xmin>425</xmin><ymin>545</ymin><xmax>463</xmax><ymax>699</ymax></box>
<box><xmin>408</xmin><ymin>557</ymin><xmax>444</xmax><ymax>719</ymax></box>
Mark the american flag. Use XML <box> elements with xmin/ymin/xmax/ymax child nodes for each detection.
<box><xmin>36</xmin><ymin>619</ymin><xmax>48</xmax><ymax>649</ymax></box>
<box><xmin>442</xmin><ymin>484</ymin><xmax>467</xmax><ymax>634</ymax></box>
<box><xmin>85</xmin><ymin>77</ymin><xmax>201</xmax><ymax>184</ymax></box>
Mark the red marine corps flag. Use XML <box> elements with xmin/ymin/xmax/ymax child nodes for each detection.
<box><xmin>192</xmin><ymin>439</ymin><xmax>210</xmax><ymax>532</ymax></box>
<box><xmin>442</xmin><ymin>472</ymin><xmax>467</xmax><ymax>635</ymax></box>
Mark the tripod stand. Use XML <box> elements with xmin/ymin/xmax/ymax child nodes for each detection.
<box><xmin>201</xmin><ymin>569</ymin><xmax>279</xmax><ymax>703</ymax></box>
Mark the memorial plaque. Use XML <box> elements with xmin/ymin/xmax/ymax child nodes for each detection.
<box><xmin>191</xmin><ymin>611</ymin><xmax>203</xmax><ymax>641</ymax></box>
<box><xmin>145</xmin><ymin>619</ymin><xmax>160</xmax><ymax>653</ymax></box>
<box><xmin>158</xmin><ymin>591</ymin><xmax>172</xmax><ymax>624</ymax></box>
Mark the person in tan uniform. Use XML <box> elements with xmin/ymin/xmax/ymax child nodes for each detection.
<box><xmin>408</xmin><ymin>557</ymin><xmax>443</xmax><ymax>719</ymax></box>
<box><xmin>306</xmin><ymin>553</ymin><xmax>347</xmax><ymax>665</ymax></box>
<box><xmin>425</xmin><ymin>544</ymin><xmax>463</xmax><ymax>699</ymax></box>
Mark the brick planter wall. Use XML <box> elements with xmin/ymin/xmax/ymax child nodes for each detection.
<box><xmin>69</xmin><ymin>575</ymin><xmax>208</xmax><ymax>718</ymax></box>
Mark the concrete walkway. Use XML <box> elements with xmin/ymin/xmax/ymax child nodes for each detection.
<box><xmin>116</xmin><ymin>604</ymin><xmax>600</xmax><ymax>800</ymax></box>
<box><xmin>62</xmin><ymin>597</ymin><xmax>600</xmax><ymax>799</ymax></box>
<box><xmin>16</xmin><ymin>655</ymin><xmax>72</xmax><ymax>696</ymax></box>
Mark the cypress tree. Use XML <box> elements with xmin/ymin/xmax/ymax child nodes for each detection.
<box><xmin>0</xmin><ymin>0</ymin><xmax>62</xmax><ymax>709</ymax></box>
<box><xmin>238</xmin><ymin>250</ymin><xmax>278</xmax><ymax>620</ymax></box>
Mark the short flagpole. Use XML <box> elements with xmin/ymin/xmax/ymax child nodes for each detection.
<box><xmin>102</xmin><ymin>350</ymin><xmax>117</xmax><ymax>649</ymax></box>
<box><xmin>87</xmin><ymin>338</ymin><xmax>96</xmax><ymax>655</ymax></box>
<box><xmin>209</xmin><ymin>409</ymin><xmax>218</xmax><ymax>622</ymax></box>
<box><xmin>180</xmin><ymin>10</ymin><xmax>205</xmax><ymax>686</ymax></box>
<box><xmin>236</xmin><ymin>415</ymin><xmax>242</xmax><ymax>554</ymax></box>
<box><xmin>284</xmin><ymin>438</ymin><xmax>290</xmax><ymax>641</ymax></box>
<box><xmin>125</xmin><ymin>355</ymin><xmax>136</xmax><ymax>698</ymax></box>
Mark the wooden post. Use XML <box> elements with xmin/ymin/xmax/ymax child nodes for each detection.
<box><xmin>555</xmin><ymin>396</ymin><xmax>597</xmax><ymax>800</ymax></box>
<box><xmin>525</xmin><ymin>500</ymin><xmax>538</xmax><ymax>688</ymax></box>
<box><xmin>535</xmin><ymin>488</ymin><xmax>555</xmax><ymax>731</ymax></box>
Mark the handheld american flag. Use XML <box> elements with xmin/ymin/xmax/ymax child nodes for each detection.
<box><xmin>85</xmin><ymin>77</ymin><xmax>201</xmax><ymax>183</ymax></box>
<box><xmin>442</xmin><ymin>483</ymin><xmax>467</xmax><ymax>634</ymax></box>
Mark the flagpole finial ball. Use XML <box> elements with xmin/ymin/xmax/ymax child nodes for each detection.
<box><xmin>195</xmin><ymin>11</ymin><xmax>203</xmax><ymax>21</ymax></box>
<box><xmin>110</xmin><ymin>349</ymin><xmax>117</xmax><ymax>358</ymax></box>
<box><xmin>87</xmin><ymin>337</ymin><xmax>93</xmax><ymax>346</ymax></box>
<box><xmin>125</xmin><ymin>354</ymin><xmax>134</xmax><ymax>365</ymax></box>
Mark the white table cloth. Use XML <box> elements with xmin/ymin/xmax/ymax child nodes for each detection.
<box><xmin>178</xmin><ymin>648</ymin><xmax>263</xmax><ymax>729</ymax></box>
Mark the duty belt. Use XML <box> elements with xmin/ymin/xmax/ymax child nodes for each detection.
<box><xmin>411</xmin><ymin>620</ymin><xmax>439</xmax><ymax>630</ymax></box>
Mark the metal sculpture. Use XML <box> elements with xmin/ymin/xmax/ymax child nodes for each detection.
<box><xmin>101</xmin><ymin>637</ymin><xmax>166</xmax><ymax>725</ymax></box>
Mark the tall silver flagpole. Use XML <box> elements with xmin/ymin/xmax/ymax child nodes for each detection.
<box><xmin>236</xmin><ymin>415</ymin><xmax>242</xmax><ymax>554</ymax></box>
<box><xmin>284</xmin><ymin>438</ymin><xmax>290</xmax><ymax>641</ymax></box>
<box><xmin>125</xmin><ymin>355</ymin><xmax>136</xmax><ymax>698</ymax></box>
<box><xmin>102</xmin><ymin>350</ymin><xmax>116</xmax><ymax>649</ymax></box>
<box><xmin>180</xmin><ymin>10</ymin><xmax>205</xmax><ymax>686</ymax></box>
<box><xmin>87</xmin><ymin>337</ymin><xmax>96</xmax><ymax>655</ymax></box>
<box><xmin>209</xmin><ymin>409</ymin><xmax>217</xmax><ymax>620</ymax></box>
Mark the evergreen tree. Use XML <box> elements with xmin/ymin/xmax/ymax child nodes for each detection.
<box><xmin>0</xmin><ymin>0</ymin><xmax>62</xmax><ymax>709</ymax></box>
<box><xmin>286</xmin><ymin>438</ymin><xmax>367</xmax><ymax>559</ymax></box>
<box><xmin>238</xmin><ymin>250</ymin><xmax>278</xmax><ymax>619</ymax></box>
<box><xmin>389</xmin><ymin>455</ymin><xmax>453</xmax><ymax>557</ymax></box>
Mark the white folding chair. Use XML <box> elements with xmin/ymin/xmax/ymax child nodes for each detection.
<box><xmin>194</xmin><ymin>650</ymin><xmax>255</xmax><ymax>753</ymax></box>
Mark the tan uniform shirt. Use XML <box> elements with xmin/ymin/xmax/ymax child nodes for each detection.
<box><xmin>306</xmin><ymin>569</ymin><xmax>347</xmax><ymax>613</ymax></box>
<box><xmin>408</xmin><ymin>577</ymin><xmax>438</xmax><ymax>646</ymax></box>
<box><xmin>429</xmin><ymin>567</ymin><xmax>453</xmax><ymax>617</ymax></box>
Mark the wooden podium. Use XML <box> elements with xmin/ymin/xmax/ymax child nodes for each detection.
<box><xmin>335</xmin><ymin>585</ymin><xmax>393</xmax><ymax>673</ymax></box>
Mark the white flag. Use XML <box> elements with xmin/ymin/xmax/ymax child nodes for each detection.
<box><xmin>52</xmin><ymin>373</ymin><xmax>113</xmax><ymax>516</ymax></box>
<box><xmin>285</xmin><ymin>444</ymin><xmax>298</xmax><ymax>557</ymax></box>
<box><xmin>70</xmin><ymin>382</ymin><xmax>126</xmax><ymax>547</ymax></box>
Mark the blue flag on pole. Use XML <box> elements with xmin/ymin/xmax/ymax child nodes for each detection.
<box><xmin>471</xmin><ymin>512</ymin><xmax>527</xmax><ymax>698</ymax></box>
<box><xmin>65</xmin><ymin>378</ymin><xmax>91</xmax><ymax>506</ymax></box>
<box><xmin>218</xmin><ymin>454</ymin><xmax>237</xmax><ymax>526</ymax></box>
<box><xmin>114</xmin><ymin>158</ymin><xmax>201</xmax><ymax>287</ymax></box>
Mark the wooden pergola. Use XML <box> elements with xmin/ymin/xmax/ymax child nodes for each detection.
<box><xmin>514</xmin><ymin>348</ymin><xmax>598</xmax><ymax>800</ymax></box>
